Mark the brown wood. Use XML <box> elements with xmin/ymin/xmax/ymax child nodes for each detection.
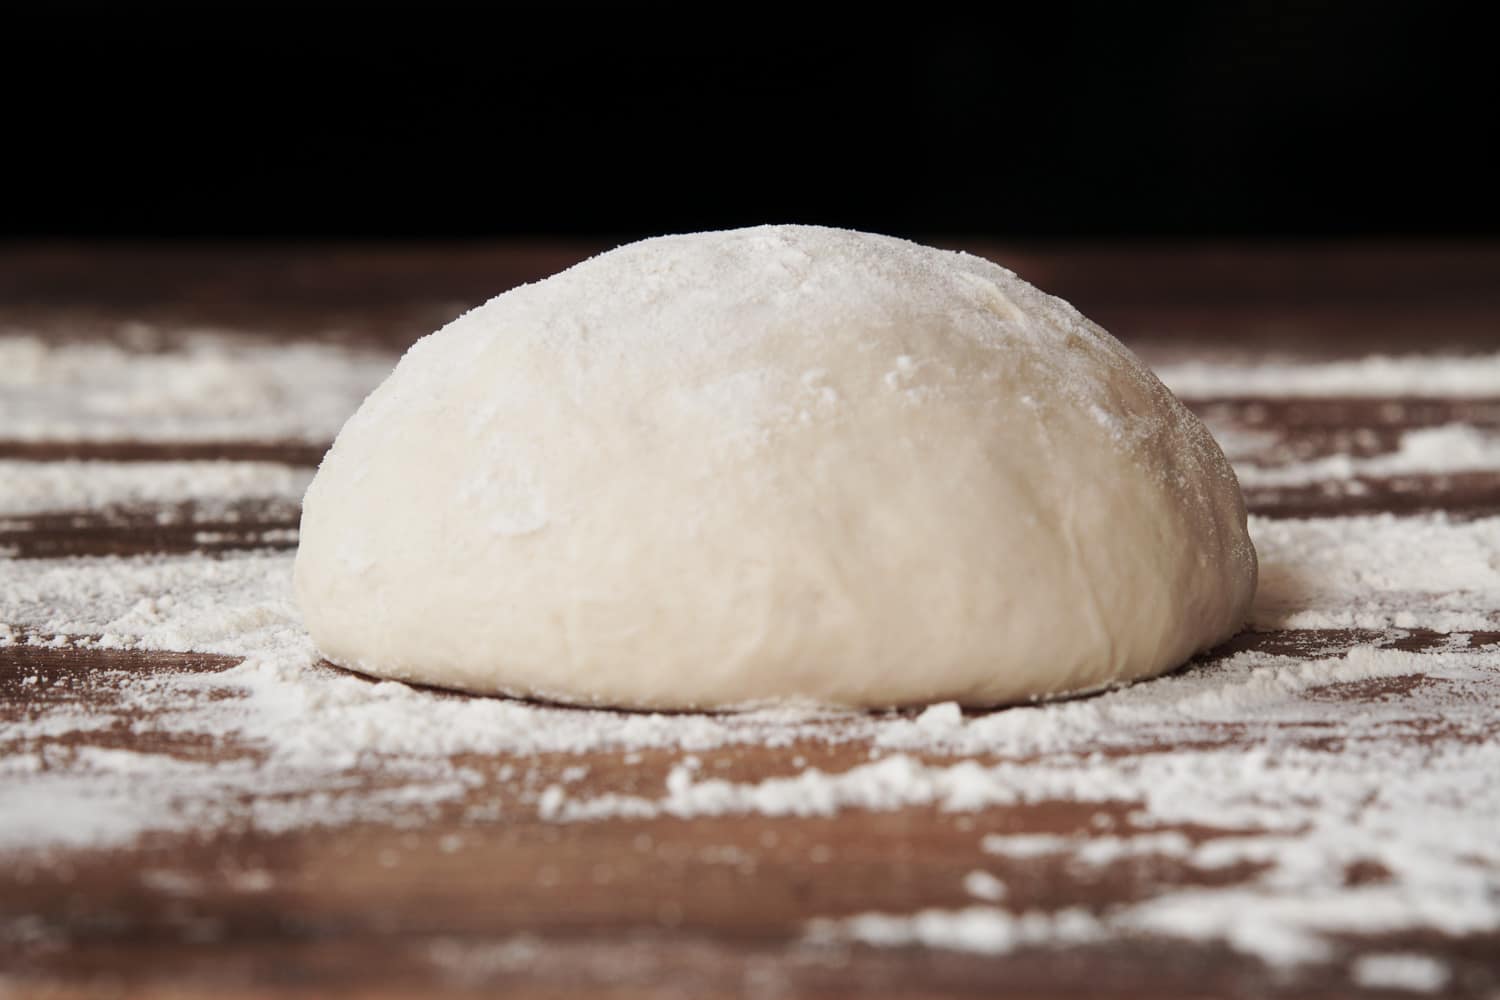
<box><xmin>2</xmin><ymin>244</ymin><xmax>1499</xmax><ymax>998</ymax></box>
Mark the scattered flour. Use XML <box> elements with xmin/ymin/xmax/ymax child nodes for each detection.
<box><xmin>1233</xmin><ymin>424</ymin><xmax>1500</xmax><ymax>487</ymax></box>
<box><xmin>806</xmin><ymin>906</ymin><xmax>1104</xmax><ymax>955</ymax></box>
<box><xmin>810</xmin><ymin>889</ymin><xmax>1482</xmax><ymax>970</ymax></box>
<box><xmin>1157</xmin><ymin>352</ymin><xmax>1500</xmax><ymax>399</ymax></box>
<box><xmin>427</xmin><ymin>937</ymin><xmax>545</xmax><ymax>987</ymax></box>
<box><xmin>0</xmin><ymin>460</ymin><xmax>312</xmax><ymax>517</ymax></box>
<box><xmin>0</xmin><ymin>331</ymin><xmax>392</xmax><ymax>443</ymax></box>
<box><xmin>978</xmin><ymin>834</ymin><xmax>1077</xmax><ymax>859</ymax></box>
<box><xmin>1349</xmin><ymin>952</ymin><xmax>1452</xmax><ymax>993</ymax></box>
<box><xmin>1248</xmin><ymin>513</ymin><xmax>1500</xmax><ymax>631</ymax></box>
<box><xmin>961</xmin><ymin>871</ymin><xmax>1008</xmax><ymax>903</ymax></box>
<box><xmin>192</xmin><ymin>528</ymin><xmax>300</xmax><ymax>546</ymax></box>
<box><xmin>981</xmin><ymin>832</ymin><xmax>1195</xmax><ymax>866</ymax></box>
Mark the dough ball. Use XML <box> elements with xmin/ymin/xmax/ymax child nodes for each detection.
<box><xmin>294</xmin><ymin>226</ymin><xmax>1256</xmax><ymax>709</ymax></box>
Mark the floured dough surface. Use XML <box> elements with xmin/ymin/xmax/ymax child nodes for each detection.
<box><xmin>294</xmin><ymin>226</ymin><xmax>1256</xmax><ymax>708</ymax></box>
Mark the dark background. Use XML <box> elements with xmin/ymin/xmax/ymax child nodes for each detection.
<box><xmin>5</xmin><ymin>2</ymin><xmax>1495</xmax><ymax>241</ymax></box>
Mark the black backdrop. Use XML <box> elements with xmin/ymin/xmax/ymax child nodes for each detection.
<box><xmin>6</xmin><ymin>2</ymin><xmax>1495</xmax><ymax>240</ymax></box>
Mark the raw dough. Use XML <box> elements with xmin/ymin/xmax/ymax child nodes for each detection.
<box><xmin>295</xmin><ymin>226</ymin><xmax>1256</xmax><ymax>709</ymax></box>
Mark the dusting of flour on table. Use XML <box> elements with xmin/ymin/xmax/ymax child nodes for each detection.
<box><xmin>0</xmin><ymin>331</ymin><xmax>391</xmax><ymax>443</ymax></box>
<box><xmin>1350</xmin><ymin>953</ymin><xmax>1452</xmax><ymax>993</ymax></box>
<box><xmin>1156</xmin><ymin>352</ymin><xmax>1500</xmax><ymax>398</ymax></box>
<box><xmin>1230</xmin><ymin>423</ymin><xmax>1500</xmax><ymax>487</ymax></box>
<box><xmin>0</xmin><ymin>460</ymin><xmax>312</xmax><ymax>518</ymax></box>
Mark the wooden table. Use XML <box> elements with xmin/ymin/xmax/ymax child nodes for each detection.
<box><xmin>2</xmin><ymin>243</ymin><xmax>1498</xmax><ymax>998</ymax></box>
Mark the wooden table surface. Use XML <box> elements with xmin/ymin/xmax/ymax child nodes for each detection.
<box><xmin>2</xmin><ymin>243</ymin><xmax>1499</xmax><ymax>998</ymax></box>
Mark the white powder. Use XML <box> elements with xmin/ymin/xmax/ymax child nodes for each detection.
<box><xmin>398</xmin><ymin>639</ymin><xmax>1500</xmax><ymax>966</ymax></box>
<box><xmin>192</xmin><ymin>528</ymin><xmax>300</xmax><ymax>545</ymax></box>
<box><xmin>547</xmin><ymin>754</ymin><xmax>1050</xmax><ymax>821</ymax></box>
<box><xmin>0</xmin><ymin>331</ymin><xmax>392</xmax><ymax>443</ymax></box>
<box><xmin>1233</xmin><ymin>424</ymin><xmax>1500</xmax><ymax>487</ymax></box>
<box><xmin>0</xmin><ymin>550</ymin><xmax>310</xmax><ymax>659</ymax></box>
<box><xmin>1156</xmin><ymin>352</ymin><xmax>1500</xmax><ymax>398</ymax></box>
<box><xmin>806</xmin><ymin>906</ymin><xmax>1105</xmax><ymax>955</ymax></box>
<box><xmin>961</xmin><ymin>871</ymin><xmax>1008</xmax><ymax>902</ymax></box>
<box><xmin>1248</xmin><ymin>513</ymin><xmax>1500</xmax><ymax>631</ymax></box>
<box><xmin>1121</xmin><ymin>884</ymin><xmax>1493</xmax><ymax>967</ymax></box>
<box><xmin>1349</xmin><ymin>953</ymin><xmax>1452</xmax><ymax>993</ymax></box>
<box><xmin>978</xmin><ymin>834</ymin><xmax>1076</xmax><ymax>858</ymax></box>
<box><xmin>428</xmin><ymin>937</ymin><xmax>545</xmax><ymax>987</ymax></box>
<box><xmin>914</xmin><ymin>701</ymin><xmax>964</xmax><ymax>731</ymax></box>
<box><xmin>981</xmin><ymin>832</ymin><xmax>1195</xmax><ymax>867</ymax></box>
<box><xmin>0</xmin><ymin>460</ymin><xmax>312</xmax><ymax>517</ymax></box>
<box><xmin>810</xmin><ymin>893</ymin><xmax>1477</xmax><ymax>970</ymax></box>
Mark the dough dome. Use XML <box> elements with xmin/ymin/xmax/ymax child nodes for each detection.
<box><xmin>294</xmin><ymin>226</ymin><xmax>1256</xmax><ymax>709</ymax></box>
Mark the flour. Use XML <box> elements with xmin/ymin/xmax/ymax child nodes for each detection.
<box><xmin>1248</xmin><ymin>513</ymin><xmax>1500</xmax><ymax>631</ymax></box>
<box><xmin>534</xmin><ymin>643</ymin><xmax>1500</xmax><ymax>952</ymax></box>
<box><xmin>0</xmin><ymin>331</ymin><xmax>391</xmax><ymax>443</ymax></box>
<box><xmin>806</xmin><ymin>906</ymin><xmax>1105</xmax><ymax>955</ymax></box>
<box><xmin>983</xmin><ymin>831</ymin><xmax>1195</xmax><ymax>866</ymax></box>
<box><xmin>428</xmin><ymin>937</ymin><xmax>546</xmax><ymax>987</ymax></box>
<box><xmin>1156</xmin><ymin>352</ymin><xmax>1500</xmax><ymax>398</ymax></box>
<box><xmin>1349</xmin><ymin>953</ymin><xmax>1452</xmax><ymax>993</ymax></box>
<box><xmin>962</xmin><ymin>871</ymin><xmax>1008</xmax><ymax>902</ymax></box>
<box><xmin>0</xmin><ymin>460</ymin><xmax>312</xmax><ymax>517</ymax></box>
<box><xmin>1231</xmin><ymin>423</ymin><xmax>1500</xmax><ymax>487</ymax></box>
